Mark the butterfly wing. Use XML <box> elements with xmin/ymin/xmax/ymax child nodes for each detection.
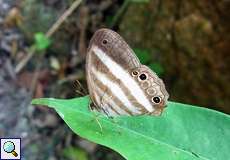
<box><xmin>86</xmin><ymin>29</ymin><xmax>142</xmax><ymax>116</ymax></box>
<box><xmin>86</xmin><ymin>28</ymin><xmax>169</xmax><ymax>117</ymax></box>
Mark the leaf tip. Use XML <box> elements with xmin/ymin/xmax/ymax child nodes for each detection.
<box><xmin>31</xmin><ymin>98</ymin><xmax>40</xmax><ymax>105</ymax></box>
<box><xmin>31</xmin><ymin>98</ymin><xmax>52</xmax><ymax>107</ymax></box>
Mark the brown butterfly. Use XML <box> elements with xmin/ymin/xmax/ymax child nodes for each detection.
<box><xmin>86</xmin><ymin>28</ymin><xmax>169</xmax><ymax>117</ymax></box>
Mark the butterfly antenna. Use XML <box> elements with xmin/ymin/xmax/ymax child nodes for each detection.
<box><xmin>73</xmin><ymin>84</ymin><xmax>85</xmax><ymax>96</ymax></box>
<box><xmin>73</xmin><ymin>79</ymin><xmax>87</xmax><ymax>96</ymax></box>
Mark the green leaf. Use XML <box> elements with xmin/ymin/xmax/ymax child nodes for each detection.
<box><xmin>134</xmin><ymin>48</ymin><xmax>151</xmax><ymax>64</ymax></box>
<box><xmin>34</xmin><ymin>32</ymin><xmax>51</xmax><ymax>51</ymax></box>
<box><xmin>31</xmin><ymin>96</ymin><xmax>230</xmax><ymax>160</ymax></box>
<box><xmin>149</xmin><ymin>62</ymin><xmax>164</xmax><ymax>76</ymax></box>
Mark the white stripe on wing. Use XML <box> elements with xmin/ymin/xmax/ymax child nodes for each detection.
<box><xmin>91</xmin><ymin>67</ymin><xmax>141</xmax><ymax>114</ymax></box>
<box><xmin>92</xmin><ymin>45</ymin><xmax>154</xmax><ymax>112</ymax></box>
<box><xmin>94</xmin><ymin>84</ymin><xmax>130</xmax><ymax>115</ymax></box>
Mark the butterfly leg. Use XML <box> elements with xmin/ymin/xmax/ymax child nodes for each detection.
<box><xmin>100</xmin><ymin>88</ymin><xmax>124</xmax><ymax>133</ymax></box>
<box><xmin>100</xmin><ymin>88</ymin><xmax>114</xmax><ymax>118</ymax></box>
<box><xmin>89</xmin><ymin>87</ymin><xmax>116</xmax><ymax>132</ymax></box>
<box><xmin>92</xmin><ymin>111</ymin><xmax>103</xmax><ymax>133</ymax></box>
<box><xmin>88</xmin><ymin>101</ymin><xmax>104</xmax><ymax>133</ymax></box>
<box><xmin>88</xmin><ymin>90</ymin><xmax>110</xmax><ymax>133</ymax></box>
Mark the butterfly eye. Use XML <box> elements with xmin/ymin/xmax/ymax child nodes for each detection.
<box><xmin>102</xmin><ymin>39</ymin><xmax>108</xmax><ymax>45</ymax></box>
<box><xmin>132</xmin><ymin>71</ymin><xmax>139</xmax><ymax>76</ymax></box>
<box><xmin>152</xmin><ymin>96</ymin><xmax>161</xmax><ymax>104</ymax></box>
<box><xmin>139</xmin><ymin>73</ymin><xmax>147</xmax><ymax>81</ymax></box>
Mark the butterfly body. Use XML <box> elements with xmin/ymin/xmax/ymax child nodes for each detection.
<box><xmin>86</xmin><ymin>28</ymin><xmax>169</xmax><ymax>117</ymax></box>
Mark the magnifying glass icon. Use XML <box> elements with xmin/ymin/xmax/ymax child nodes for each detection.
<box><xmin>3</xmin><ymin>141</ymin><xmax>18</xmax><ymax>157</ymax></box>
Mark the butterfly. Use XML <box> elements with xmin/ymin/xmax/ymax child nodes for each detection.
<box><xmin>86</xmin><ymin>28</ymin><xmax>169</xmax><ymax>117</ymax></box>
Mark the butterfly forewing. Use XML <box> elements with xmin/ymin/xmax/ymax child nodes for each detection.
<box><xmin>88</xmin><ymin>29</ymin><xmax>141</xmax><ymax>70</ymax></box>
<box><xmin>86</xmin><ymin>28</ymin><xmax>169</xmax><ymax>117</ymax></box>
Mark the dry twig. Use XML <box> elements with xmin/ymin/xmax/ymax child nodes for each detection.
<box><xmin>15</xmin><ymin>0</ymin><xmax>83</xmax><ymax>74</ymax></box>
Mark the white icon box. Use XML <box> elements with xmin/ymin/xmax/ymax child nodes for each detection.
<box><xmin>0</xmin><ymin>138</ymin><xmax>21</xmax><ymax>160</ymax></box>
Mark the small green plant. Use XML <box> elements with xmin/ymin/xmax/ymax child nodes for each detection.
<box><xmin>34</xmin><ymin>32</ymin><xmax>51</xmax><ymax>51</ymax></box>
<box><xmin>32</xmin><ymin>96</ymin><xmax>230</xmax><ymax>160</ymax></box>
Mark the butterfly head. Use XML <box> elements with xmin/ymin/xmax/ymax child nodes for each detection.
<box><xmin>130</xmin><ymin>65</ymin><xmax>169</xmax><ymax>115</ymax></box>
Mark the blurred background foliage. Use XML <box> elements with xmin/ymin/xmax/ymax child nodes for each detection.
<box><xmin>0</xmin><ymin>0</ymin><xmax>229</xmax><ymax>159</ymax></box>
